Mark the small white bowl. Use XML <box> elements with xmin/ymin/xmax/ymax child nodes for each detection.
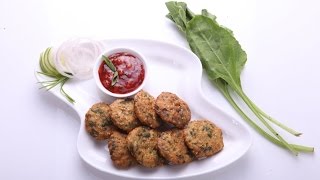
<box><xmin>93</xmin><ymin>47</ymin><xmax>148</xmax><ymax>98</ymax></box>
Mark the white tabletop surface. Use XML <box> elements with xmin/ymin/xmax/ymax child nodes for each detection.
<box><xmin>1</xmin><ymin>0</ymin><xmax>319</xmax><ymax>179</ymax></box>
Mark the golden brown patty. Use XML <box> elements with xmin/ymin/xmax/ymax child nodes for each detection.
<box><xmin>110</xmin><ymin>98</ymin><xmax>140</xmax><ymax>132</ymax></box>
<box><xmin>134</xmin><ymin>90</ymin><xmax>161</xmax><ymax>128</ymax></box>
<box><xmin>85</xmin><ymin>102</ymin><xmax>116</xmax><ymax>140</ymax></box>
<box><xmin>127</xmin><ymin>126</ymin><xmax>164</xmax><ymax>168</ymax></box>
<box><xmin>184</xmin><ymin>120</ymin><xmax>224</xmax><ymax>159</ymax></box>
<box><xmin>158</xmin><ymin>129</ymin><xmax>193</xmax><ymax>165</ymax></box>
<box><xmin>155</xmin><ymin>92</ymin><xmax>191</xmax><ymax>128</ymax></box>
<box><xmin>107</xmin><ymin>131</ymin><xmax>136</xmax><ymax>169</ymax></box>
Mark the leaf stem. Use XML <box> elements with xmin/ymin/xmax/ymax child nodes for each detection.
<box><xmin>245</xmin><ymin>95</ymin><xmax>302</xmax><ymax>136</ymax></box>
<box><xmin>216</xmin><ymin>80</ymin><xmax>313</xmax><ymax>152</ymax></box>
<box><xmin>232</xmin><ymin>84</ymin><xmax>298</xmax><ymax>155</ymax></box>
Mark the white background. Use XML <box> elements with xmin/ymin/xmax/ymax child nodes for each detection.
<box><xmin>0</xmin><ymin>0</ymin><xmax>319</xmax><ymax>179</ymax></box>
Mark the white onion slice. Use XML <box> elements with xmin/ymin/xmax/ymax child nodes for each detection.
<box><xmin>54</xmin><ymin>38</ymin><xmax>104</xmax><ymax>80</ymax></box>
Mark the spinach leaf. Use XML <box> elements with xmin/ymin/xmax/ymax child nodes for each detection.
<box><xmin>165</xmin><ymin>1</ymin><xmax>314</xmax><ymax>154</ymax></box>
<box><xmin>186</xmin><ymin>15</ymin><xmax>247</xmax><ymax>87</ymax></box>
<box><xmin>201</xmin><ymin>9</ymin><xmax>216</xmax><ymax>21</ymax></box>
<box><xmin>165</xmin><ymin>1</ymin><xmax>188</xmax><ymax>33</ymax></box>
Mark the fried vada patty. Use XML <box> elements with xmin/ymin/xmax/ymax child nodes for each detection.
<box><xmin>134</xmin><ymin>90</ymin><xmax>161</xmax><ymax>128</ymax></box>
<box><xmin>155</xmin><ymin>92</ymin><xmax>191</xmax><ymax>128</ymax></box>
<box><xmin>158</xmin><ymin>129</ymin><xmax>193</xmax><ymax>165</ymax></box>
<box><xmin>127</xmin><ymin>126</ymin><xmax>164</xmax><ymax>168</ymax></box>
<box><xmin>110</xmin><ymin>98</ymin><xmax>140</xmax><ymax>132</ymax></box>
<box><xmin>108</xmin><ymin>131</ymin><xmax>136</xmax><ymax>169</ymax></box>
<box><xmin>184</xmin><ymin>120</ymin><xmax>224</xmax><ymax>159</ymax></box>
<box><xmin>85</xmin><ymin>102</ymin><xmax>116</xmax><ymax>140</ymax></box>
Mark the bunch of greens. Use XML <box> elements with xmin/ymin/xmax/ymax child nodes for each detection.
<box><xmin>165</xmin><ymin>1</ymin><xmax>313</xmax><ymax>155</ymax></box>
<box><xmin>38</xmin><ymin>47</ymin><xmax>75</xmax><ymax>103</ymax></box>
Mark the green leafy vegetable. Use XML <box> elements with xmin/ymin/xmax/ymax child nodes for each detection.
<box><xmin>166</xmin><ymin>1</ymin><xmax>314</xmax><ymax>154</ymax></box>
<box><xmin>102</xmin><ymin>55</ymin><xmax>118</xmax><ymax>86</ymax></box>
<box><xmin>111</xmin><ymin>71</ymin><xmax>119</xmax><ymax>86</ymax></box>
<box><xmin>38</xmin><ymin>47</ymin><xmax>75</xmax><ymax>103</ymax></box>
<box><xmin>102</xmin><ymin>55</ymin><xmax>116</xmax><ymax>72</ymax></box>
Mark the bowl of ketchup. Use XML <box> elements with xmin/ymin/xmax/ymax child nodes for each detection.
<box><xmin>93</xmin><ymin>47</ymin><xmax>147</xmax><ymax>98</ymax></box>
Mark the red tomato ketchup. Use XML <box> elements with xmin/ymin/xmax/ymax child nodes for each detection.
<box><xmin>98</xmin><ymin>52</ymin><xmax>145</xmax><ymax>94</ymax></box>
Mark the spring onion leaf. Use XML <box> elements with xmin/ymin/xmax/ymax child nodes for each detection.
<box><xmin>102</xmin><ymin>55</ymin><xmax>118</xmax><ymax>86</ymax></box>
<box><xmin>111</xmin><ymin>71</ymin><xmax>119</xmax><ymax>86</ymax></box>
<box><xmin>102</xmin><ymin>55</ymin><xmax>116</xmax><ymax>72</ymax></box>
<box><xmin>165</xmin><ymin>1</ymin><xmax>314</xmax><ymax>154</ymax></box>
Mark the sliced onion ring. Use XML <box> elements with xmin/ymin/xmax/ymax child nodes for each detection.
<box><xmin>54</xmin><ymin>38</ymin><xmax>104</xmax><ymax>80</ymax></box>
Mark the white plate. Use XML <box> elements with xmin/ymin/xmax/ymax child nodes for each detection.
<box><xmin>35</xmin><ymin>39</ymin><xmax>252</xmax><ymax>179</ymax></box>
